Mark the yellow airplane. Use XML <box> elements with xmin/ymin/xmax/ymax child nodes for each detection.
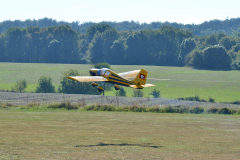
<box><xmin>67</xmin><ymin>68</ymin><xmax>155</xmax><ymax>92</ymax></box>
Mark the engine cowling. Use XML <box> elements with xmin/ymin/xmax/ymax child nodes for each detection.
<box><xmin>89</xmin><ymin>69</ymin><xmax>98</xmax><ymax>76</ymax></box>
<box><xmin>114</xmin><ymin>85</ymin><xmax>120</xmax><ymax>90</ymax></box>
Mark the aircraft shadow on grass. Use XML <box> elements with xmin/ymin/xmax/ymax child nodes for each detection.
<box><xmin>75</xmin><ymin>142</ymin><xmax>162</xmax><ymax>148</ymax></box>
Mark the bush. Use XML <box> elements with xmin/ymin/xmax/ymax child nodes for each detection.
<box><xmin>236</xmin><ymin>109</ymin><xmax>240</xmax><ymax>115</ymax></box>
<box><xmin>94</xmin><ymin>62</ymin><xmax>111</xmax><ymax>69</ymax></box>
<box><xmin>176</xmin><ymin>105</ymin><xmax>189</xmax><ymax>113</ymax></box>
<box><xmin>116</xmin><ymin>88</ymin><xmax>126</xmax><ymax>97</ymax></box>
<box><xmin>85</xmin><ymin>105</ymin><xmax>95</xmax><ymax>111</ymax></box>
<box><xmin>128</xmin><ymin>105</ymin><xmax>147</xmax><ymax>112</ymax></box>
<box><xmin>206</xmin><ymin>107</ymin><xmax>219</xmax><ymax>114</ymax></box>
<box><xmin>177</xmin><ymin>95</ymin><xmax>211</xmax><ymax>102</ymax></box>
<box><xmin>11</xmin><ymin>79</ymin><xmax>27</xmax><ymax>92</ymax></box>
<box><xmin>162</xmin><ymin>106</ymin><xmax>178</xmax><ymax>113</ymax></box>
<box><xmin>189</xmin><ymin>106</ymin><xmax>204</xmax><ymax>114</ymax></box>
<box><xmin>84</xmin><ymin>104</ymin><xmax>116</xmax><ymax>111</ymax></box>
<box><xmin>81</xmin><ymin>104</ymin><xmax>238</xmax><ymax>115</ymax></box>
<box><xmin>0</xmin><ymin>102</ymin><xmax>15</xmax><ymax>108</ymax></box>
<box><xmin>27</xmin><ymin>102</ymin><xmax>40</xmax><ymax>108</ymax></box>
<box><xmin>208</xmin><ymin>97</ymin><xmax>215</xmax><ymax>103</ymax></box>
<box><xmin>148</xmin><ymin>107</ymin><xmax>161</xmax><ymax>113</ymax></box>
<box><xmin>218</xmin><ymin>107</ymin><xmax>232</xmax><ymax>114</ymax></box>
<box><xmin>47</xmin><ymin>101</ymin><xmax>79</xmax><ymax>110</ymax></box>
<box><xmin>132</xmin><ymin>89</ymin><xmax>144</xmax><ymax>97</ymax></box>
<box><xmin>35</xmin><ymin>75</ymin><xmax>55</xmax><ymax>93</ymax></box>
<box><xmin>149</xmin><ymin>89</ymin><xmax>160</xmax><ymax>98</ymax></box>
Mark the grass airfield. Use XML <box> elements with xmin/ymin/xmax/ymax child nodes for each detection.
<box><xmin>1</xmin><ymin>62</ymin><xmax>240</xmax><ymax>159</ymax></box>
<box><xmin>1</xmin><ymin>62</ymin><xmax>240</xmax><ymax>102</ymax></box>
<box><xmin>0</xmin><ymin>111</ymin><xmax>240</xmax><ymax>159</ymax></box>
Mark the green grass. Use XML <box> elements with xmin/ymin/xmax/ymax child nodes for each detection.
<box><xmin>1</xmin><ymin>63</ymin><xmax>240</xmax><ymax>102</ymax></box>
<box><xmin>0</xmin><ymin>110</ymin><xmax>240</xmax><ymax>159</ymax></box>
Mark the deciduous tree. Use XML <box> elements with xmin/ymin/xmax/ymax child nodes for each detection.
<box><xmin>35</xmin><ymin>75</ymin><xmax>55</xmax><ymax>93</ymax></box>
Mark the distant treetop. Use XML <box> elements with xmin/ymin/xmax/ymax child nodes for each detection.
<box><xmin>1</xmin><ymin>17</ymin><xmax>240</xmax><ymax>36</ymax></box>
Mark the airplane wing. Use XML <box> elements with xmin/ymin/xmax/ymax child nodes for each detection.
<box><xmin>118</xmin><ymin>70</ymin><xmax>141</xmax><ymax>79</ymax></box>
<box><xmin>67</xmin><ymin>76</ymin><xmax>106</xmax><ymax>82</ymax></box>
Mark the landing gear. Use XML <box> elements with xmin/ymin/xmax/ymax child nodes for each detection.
<box><xmin>97</xmin><ymin>86</ymin><xmax>104</xmax><ymax>92</ymax></box>
<box><xmin>97</xmin><ymin>83</ymin><xmax>106</xmax><ymax>95</ymax></box>
<box><xmin>114</xmin><ymin>84</ymin><xmax>120</xmax><ymax>90</ymax></box>
<box><xmin>91</xmin><ymin>82</ymin><xmax>98</xmax><ymax>87</ymax></box>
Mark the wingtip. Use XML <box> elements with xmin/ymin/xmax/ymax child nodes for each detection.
<box><xmin>67</xmin><ymin>76</ymin><xmax>74</xmax><ymax>80</ymax></box>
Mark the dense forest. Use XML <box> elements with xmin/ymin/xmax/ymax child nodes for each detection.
<box><xmin>1</xmin><ymin>17</ymin><xmax>240</xmax><ymax>36</ymax></box>
<box><xmin>1</xmin><ymin>18</ymin><xmax>240</xmax><ymax>70</ymax></box>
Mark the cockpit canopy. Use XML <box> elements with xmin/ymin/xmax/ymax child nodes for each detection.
<box><xmin>89</xmin><ymin>68</ymin><xmax>111</xmax><ymax>76</ymax></box>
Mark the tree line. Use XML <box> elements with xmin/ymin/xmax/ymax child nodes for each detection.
<box><xmin>2</xmin><ymin>17</ymin><xmax>240</xmax><ymax>36</ymax></box>
<box><xmin>0</xmin><ymin>24</ymin><xmax>240</xmax><ymax>70</ymax></box>
<box><xmin>0</xmin><ymin>24</ymin><xmax>192</xmax><ymax>66</ymax></box>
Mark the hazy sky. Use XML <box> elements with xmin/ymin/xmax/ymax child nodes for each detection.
<box><xmin>1</xmin><ymin>0</ymin><xmax>240</xmax><ymax>24</ymax></box>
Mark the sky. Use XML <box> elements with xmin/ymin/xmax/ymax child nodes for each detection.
<box><xmin>1</xmin><ymin>0</ymin><xmax>240</xmax><ymax>25</ymax></box>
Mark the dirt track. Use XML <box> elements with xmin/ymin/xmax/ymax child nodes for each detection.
<box><xmin>1</xmin><ymin>92</ymin><xmax>240</xmax><ymax>109</ymax></box>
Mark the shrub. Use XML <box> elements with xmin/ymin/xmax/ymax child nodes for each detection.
<box><xmin>149</xmin><ymin>89</ymin><xmax>160</xmax><ymax>98</ymax></box>
<box><xmin>162</xmin><ymin>106</ymin><xmax>177</xmax><ymax>113</ymax></box>
<box><xmin>0</xmin><ymin>102</ymin><xmax>15</xmax><ymax>108</ymax></box>
<box><xmin>11</xmin><ymin>79</ymin><xmax>27</xmax><ymax>92</ymax></box>
<box><xmin>148</xmin><ymin>107</ymin><xmax>161</xmax><ymax>113</ymax></box>
<box><xmin>116</xmin><ymin>88</ymin><xmax>126</xmax><ymax>97</ymax></box>
<box><xmin>231</xmin><ymin>101</ymin><xmax>240</xmax><ymax>105</ymax></box>
<box><xmin>27</xmin><ymin>102</ymin><xmax>40</xmax><ymax>108</ymax></box>
<box><xmin>208</xmin><ymin>97</ymin><xmax>215</xmax><ymax>103</ymax></box>
<box><xmin>84</xmin><ymin>104</ymin><xmax>116</xmax><ymax>111</ymax></box>
<box><xmin>231</xmin><ymin>109</ymin><xmax>237</xmax><ymax>114</ymax></box>
<box><xmin>94</xmin><ymin>62</ymin><xmax>111</xmax><ymax>69</ymax></box>
<box><xmin>176</xmin><ymin>105</ymin><xmax>189</xmax><ymax>113</ymax></box>
<box><xmin>206</xmin><ymin>107</ymin><xmax>219</xmax><ymax>114</ymax></box>
<box><xmin>189</xmin><ymin>106</ymin><xmax>204</xmax><ymax>114</ymax></box>
<box><xmin>99</xmin><ymin>105</ymin><xmax>116</xmax><ymax>111</ymax></box>
<box><xmin>236</xmin><ymin>109</ymin><xmax>240</xmax><ymax>115</ymax></box>
<box><xmin>132</xmin><ymin>89</ymin><xmax>144</xmax><ymax>97</ymax></box>
<box><xmin>177</xmin><ymin>95</ymin><xmax>209</xmax><ymax>102</ymax></box>
<box><xmin>127</xmin><ymin>105</ymin><xmax>146</xmax><ymax>112</ymax></box>
<box><xmin>85</xmin><ymin>105</ymin><xmax>95</xmax><ymax>111</ymax></box>
<box><xmin>47</xmin><ymin>101</ymin><xmax>79</xmax><ymax>110</ymax></box>
<box><xmin>218</xmin><ymin>107</ymin><xmax>232</xmax><ymax>114</ymax></box>
<box><xmin>35</xmin><ymin>75</ymin><xmax>55</xmax><ymax>93</ymax></box>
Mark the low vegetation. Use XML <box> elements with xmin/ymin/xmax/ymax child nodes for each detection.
<box><xmin>1</xmin><ymin>101</ymin><xmax>239</xmax><ymax>115</ymax></box>
<box><xmin>177</xmin><ymin>95</ymin><xmax>215</xmax><ymax>102</ymax></box>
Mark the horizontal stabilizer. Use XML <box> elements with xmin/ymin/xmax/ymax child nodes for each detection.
<box><xmin>142</xmin><ymin>84</ymin><xmax>155</xmax><ymax>87</ymax></box>
<box><xmin>129</xmin><ymin>84</ymin><xmax>155</xmax><ymax>89</ymax></box>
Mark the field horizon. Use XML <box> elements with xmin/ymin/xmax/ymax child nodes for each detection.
<box><xmin>1</xmin><ymin>62</ymin><xmax>240</xmax><ymax>102</ymax></box>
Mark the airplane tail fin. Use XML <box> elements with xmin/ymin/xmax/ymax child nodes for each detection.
<box><xmin>132</xmin><ymin>69</ymin><xmax>148</xmax><ymax>86</ymax></box>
